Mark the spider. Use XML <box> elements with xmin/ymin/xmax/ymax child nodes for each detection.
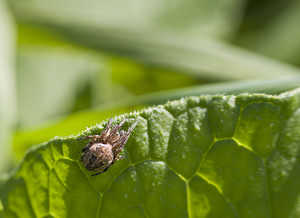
<box><xmin>77</xmin><ymin>118</ymin><xmax>137</xmax><ymax>176</ymax></box>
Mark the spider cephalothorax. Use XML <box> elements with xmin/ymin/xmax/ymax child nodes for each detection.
<box><xmin>77</xmin><ymin>118</ymin><xmax>137</xmax><ymax>176</ymax></box>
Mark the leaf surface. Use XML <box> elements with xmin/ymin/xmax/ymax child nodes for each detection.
<box><xmin>2</xmin><ymin>88</ymin><xmax>300</xmax><ymax>218</ymax></box>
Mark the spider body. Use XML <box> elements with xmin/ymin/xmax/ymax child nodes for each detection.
<box><xmin>78</xmin><ymin>118</ymin><xmax>137</xmax><ymax>176</ymax></box>
<box><xmin>82</xmin><ymin>143</ymin><xmax>113</xmax><ymax>172</ymax></box>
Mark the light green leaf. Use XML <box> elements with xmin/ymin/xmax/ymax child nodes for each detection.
<box><xmin>9</xmin><ymin>0</ymin><xmax>300</xmax><ymax>80</ymax></box>
<box><xmin>24</xmin><ymin>24</ymin><xmax>300</xmax><ymax>81</ymax></box>
<box><xmin>2</xmin><ymin>88</ymin><xmax>300</xmax><ymax>218</ymax></box>
<box><xmin>10</xmin><ymin>0</ymin><xmax>244</xmax><ymax>39</ymax></box>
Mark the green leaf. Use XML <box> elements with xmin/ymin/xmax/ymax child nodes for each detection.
<box><xmin>12</xmin><ymin>76</ymin><xmax>300</xmax><ymax>161</ymax></box>
<box><xmin>2</xmin><ymin>88</ymin><xmax>300</xmax><ymax>217</ymax></box>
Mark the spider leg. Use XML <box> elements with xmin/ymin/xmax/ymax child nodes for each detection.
<box><xmin>81</xmin><ymin>143</ymin><xmax>90</xmax><ymax>153</ymax></box>
<box><xmin>91</xmin><ymin>171</ymin><xmax>103</xmax><ymax>176</ymax></box>
<box><xmin>114</xmin><ymin>155</ymin><xmax>124</xmax><ymax>162</ymax></box>
<box><xmin>122</xmin><ymin>121</ymin><xmax>137</xmax><ymax>144</ymax></box>
<box><xmin>77</xmin><ymin>135</ymin><xmax>101</xmax><ymax>141</ymax></box>
<box><xmin>80</xmin><ymin>141</ymin><xmax>95</xmax><ymax>161</ymax></box>
<box><xmin>109</xmin><ymin>131</ymin><xmax>121</xmax><ymax>144</ymax></box>
<box><xmin>91</xmin><ymin>166</ymin><xmax>110</xmax><ymax>176</ymax></box>
<box><xmin>80</xmin><ymin>139</ymin><xmax>96</xmax><ymax>152</ymax></box>
<box><xmin>78</xmin><ymin>135</ymin><xmax>100</xmax><ymax>153</ymax></box>
<box><xmin>100</xmin><ymin>118</ymin><xmax>113</xmax><ymax>142</ymax></box>
<box><xmin>111</xmin><ymin>129</ymin><xmax>124</xmax><ymax>144</ymax></box>
<box><xmin>105</xmin><ymin>119</ymin><xmax>126</xmax><ymax>143</ymax></box>
<box><xmin>118</xmin><ymin>155</ymin><xmax>124</xmax><ymax>159</ymax></box>
<box><xmin>112</xmin><ymin>121</ymin><xmax>137</xmax><ymax>159</ymax></box>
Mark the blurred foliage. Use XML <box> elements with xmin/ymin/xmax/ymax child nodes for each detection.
<box><xmin>0</xmin><ymin>0</ymin><xmax>16</xmax><ymax>173</ymax></box>
<box><xmin>236</xmin><ymin>0</ymin><xmax>300</xmax><ymax>66</ymax></box>
<box><xmin>9</xmin><ymin>0</ymin><xmax>246</xmax><ymax>39</ymax></box>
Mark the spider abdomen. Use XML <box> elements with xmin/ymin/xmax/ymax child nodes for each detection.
<box><xmin>83</xmin><ymin>143</ymin><xmax>114</xmax><ymax>172</ymax></box>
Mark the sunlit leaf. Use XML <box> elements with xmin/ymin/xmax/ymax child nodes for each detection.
<box><xmin>2</xmin><ymin>88</ymin><xmax>300</xmax><ymax>218</ymax></box>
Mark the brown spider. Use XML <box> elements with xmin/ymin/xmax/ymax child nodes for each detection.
<box><xmin>77</xmin><ymin>118</ymin><xmax>137</xmax><ymax>176</ymax></box>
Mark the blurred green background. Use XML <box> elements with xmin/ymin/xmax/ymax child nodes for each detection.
<box><xmin>1</xmin><ymin>0</ymin><xmax>300</xmax><ymax>174</ymax></box>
